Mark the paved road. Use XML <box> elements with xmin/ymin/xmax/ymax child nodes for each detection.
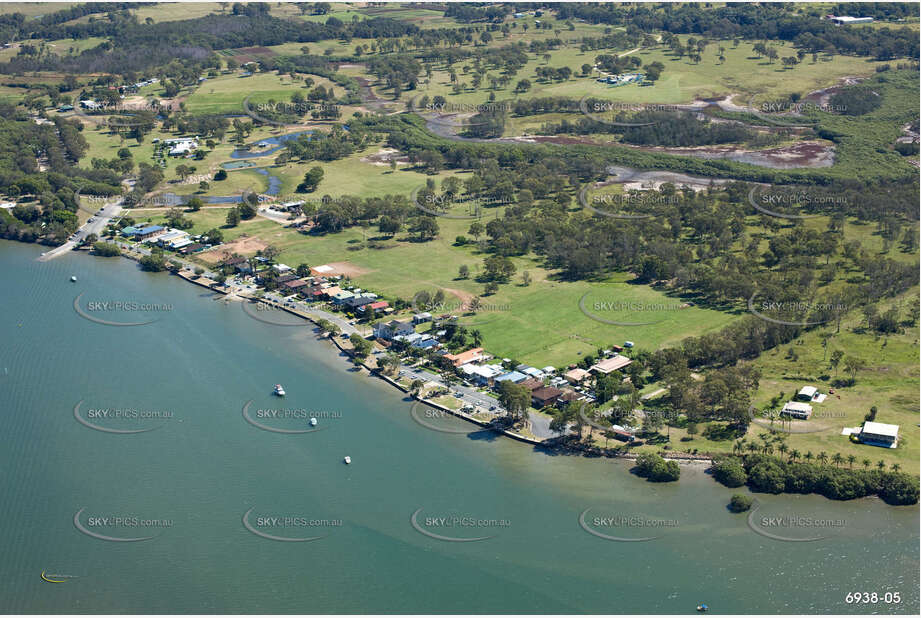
<box><xmin>38</xmin><ymin>198</ymin><xmax>123</xmax><ymax>261</ymax></box>
<box><xmin>399</xmin><ymin>364</ymin><xmax>558</xmax><ymax>440</ymax></box>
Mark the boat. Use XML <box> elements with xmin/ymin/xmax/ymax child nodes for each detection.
<box><xmin>343</xmin><ymin>456</ymin><xmax>351</xmax><ymax>464</ymax></box>
<box><xmin>309</xmin><ymin>417</ymin><xmax>318</xmax><ymax>426</ymax></box>
<box><xmin>70</xmin><ymin>276</ymin><xmax>77</xmax><ymax>282</ymax></box>
<box><xmin>697</xmin><ymin>604</ymin><xmax>709</xmax><ymax>612</ymax></box>
<box><xmin>273</xmin><ymin>384</ymin><xmax>285</xmax><ymax>396</ymax></box>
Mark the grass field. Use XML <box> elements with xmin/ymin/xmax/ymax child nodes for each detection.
<box><xmin>366</xmin><ymin>38</ymin><xmax>889</xmax><ymax>111</ymax></box>
<box><xmin>182</xmin><ymin>71</ymin><xmax>342</xmax><ymax>115</ymax></box>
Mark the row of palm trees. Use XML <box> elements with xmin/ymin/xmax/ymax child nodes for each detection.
<box><xmin>732</xmin><ymin>435</ymin><xmax>901</xmax><ymax>472</ymax></box>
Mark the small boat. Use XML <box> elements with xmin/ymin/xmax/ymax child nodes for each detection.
<box><xmin>697</xmin><ymin>604</ymin><xmax>709</xmax><ymax>613</ymax></box>
<box><xmin>273</xmin><ymin>384</ymin><xmax>285</xmax><ymax>396</ymax></box>
<box><xmin>343</xmin><ymin>456</ymin><xmax>351</xmax><ymax>464</ymax></box>
<box><xmin>309</xmin><ymin>417</ymin><xmax>318</xmax><ymax>426</ymax></box>
<box><xmin>70</xmin><ymin>276</ymin><xmax>77</xmax><ymax>282</ymax></box>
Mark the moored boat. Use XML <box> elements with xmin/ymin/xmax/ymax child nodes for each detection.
<box><xmin>273</xmin><ymin>384</ymin><xmax>285</xmax><ymax>396</ymax></box>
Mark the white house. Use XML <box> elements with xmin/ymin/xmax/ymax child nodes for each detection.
<box><xmin>859</xmin><ymin>422</ymin><xmax>899</xmax><ymax>448</ymax></box>
<box><xmin>781</xmin><ymin>401</ymin><xmax>813</xmax><ymax>420</ymax></box>
<box><xmin>167</xmin><ymin>139</ymin><xmax>198</xmax><ymax>156</ymax></box>
<box><xmin>374</xmin><ymin>319</ymin><xmax>414</xmax><ymax>340</ymax></box>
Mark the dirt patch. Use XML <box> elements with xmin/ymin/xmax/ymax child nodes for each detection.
<box><xmin>198</xmin><ymin>236</ymin><xmax>268</xmax><ymax>263</ymax></box>
<box><xmin>361</xmin><ymin>148</ymin><xmax>410</xmax><ymax>166</ymax></box>
<box><xmin>630</xmin><ymin>139</ymin><xmax>835</xmax><ymax>169</ymax></box>
<box><xmin>311</xmin><ymin>261</ymin><xmax>371</xmax><ymax>277</ymax></box>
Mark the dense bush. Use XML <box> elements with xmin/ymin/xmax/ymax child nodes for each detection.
<box><xmin>728</xmin><ymin>494</ymin><xmax>753</xmax><ymax>513</ymax></box>
<box><xmin>712</xmin><ymin>458</ymin><xmax>747</xmax><ymax>488</ymax></box>
<box><xmin>635</xmin><ymin>453</ymin><xmax>681</xmax><ymax>482</ymax></box>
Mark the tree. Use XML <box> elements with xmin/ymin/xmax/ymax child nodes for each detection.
<box><xmin>299</xmin><ymin>166</ymin><xmax>324</xmax><ymax>193</ymax></box>
<box><xmin>226</xmin><ymin>207</ymin><xmax>241</xmax><ymax>227</ymax></box>
<box><xmin>458</xmin><ymin>264</ymin><xmax>470</xmax><ymax>279</ymax></box>
<box><xmin>829</xmin><ymin>349</ymin><xmax>844</xmax><ymax>375</ymax></box>
<box><xmin>728</xmin><ymin>494</ymin><xmax>753</xmax><ymax>513</ymax></box>
<box><xmin>843</xmin><ymin>356</ymin><xmax>865</xmax><ymax>382</ymax></box>
<box><xmin>497</xmin><ymin>381</ymin><xmax>530</xmax><ymax>419</ymax></box>
<box><xmin>187</xmin><ymin>196</ymin><xmax>203</xmax><ymax>212</ymax></box>
<box><xmin>349</xmin><ymin>333</ymin><xmax>372</xmax><ymax>359</ymax></box>
<box><xmin>409</xmin><ymin>216</ymin><xmax>439</xmax><ymax>241</ymax></box>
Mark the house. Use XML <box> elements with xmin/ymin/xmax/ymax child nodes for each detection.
<box><xmin>133</xmin><ymin>225</ymin><xmax>165</xmax><ymax>241</ymax></box>
<box><xmin>283</xmin><ymin>279</ymin><xmax>309</xmax><ymax>292</ymax></box>
<box><xmin>461</xmin><ymin>363</ymin><xmax>505</xmax><ymax>386</ymax></box>
<box><xmin>781</xmin><ymin>401</ymin><xmax>813</xmax><ymax>420</ymax></box>
<box><xmin>223</xmin><ymin>256</ymin><xmax>252</xmax><ymax>274</ymax></box>
<box><xmin>797</xmin><ymin>386</ymin><xmax>818</xmax><ymax>401</ymax></box>
<box><xmin>858</xmin><ymin>422</ymin><xmax>899</xmax><ymax>448</ymax></box>
<box><xmin>155</xmin><ymin>230</ymin><xmax>189</xmax><ymax>246</ymax></box>
<box><xmin>494</xmin><ymin>371</ymin><xmax>527</xmax><ymax>385</ymax></box>
<box><xmin>345</xmin><ymin>295</ymin><xmax>377</xmax><ymax>309</ymax></box>
<box><xmin>829</xmin><ymin>15</ymin><xmax>873</xmax><ymax>25</ymax></box>
<box><xmin>557</xmin><ymin>389</ymin><xmax>582</xmax><ymax>408</ymax></box>
<box><xmin>179</xmin><ymin>242</ymin><xmax>204</xmax><ymax>254</ymax></box>
<box><xmin>120</xmin><ymin>226</ymin><xmax>139</xmax><ymax>237</ymax></box>
<box><xmin>169</xmin><ymin>237</ymin><xmax>194</xmax><ymax>250</ymax></box>
<box><xmin>564</xmin><ymin>368</ymin><xmax>590</xmax><ymax>384</ymax></box>
<box><xmin>331</xmin><ymin>290</ymin><xmax>355</xmax><ymax>304</ymax></box>
<box><xmin>359</xmin><ymin>301</ymin><xmax>389</xmax><ymax>315</ymax></box>
<box><xmin>541</xmin><ymin>366</ymin><xmax>555</xmax><ymax>375</ymax></box>
<box><xmin>519</xmin><ymin>378</ymin><xmax>545</xmax><ymax>392</ymax></box>
<box><xmin>272</xmin><ymin>263</ymin><xmax>292</xmax><ymax>273</ymax></box>
<box><xmin>531</xmin><ymin>386</ymin><xmax>563</xmax><ymax>408</ymax></box>
<box><xmin>275</xmin><ymin>273</ymin><xmax>298</xmax><ymax>284</ymax></box>
<box><xmin>79</xmin><ymin>99</ymin><xmax>101</xmax><ymax>110</ymax></box>
<box><xmin>413</xmin><ymin>312</ymin><xmax>432</xmax><ymax>325</ymax></box>
<box><xmin>167</xmin><ymin>139</ymin><xmax>198</xmax><ymax>156</ymax></box>
<box><xmin>373</xmin><ymin>319</ymin><xmax>414</xmax><ymax>340</ymax></box>
<box><xmin>444</xmin><ymin>347</ymin><xmax>485</xmax><ymax>367</ymax></box>
<box><xmin>590</xmin><ymin>355</ymin><xmax>633</xmax><ymax>375</ymax></box>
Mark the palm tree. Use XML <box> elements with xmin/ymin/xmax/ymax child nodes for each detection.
<box><xmin>789</xmin><ymin>449</ymin><xmax>800</xmax><ymax>463</ymax></box>
<box><xmin>862</xmin><ymin>458</ymin><xmax>871</xmax><ymax>470</ymax></box>
<box><xmin>804</xmin><ymin>451</ymin><xmax>814</xmax><ymax>463</ymax></box>
<box><xmin>778</xmin><ymin>443</ymin><xmax>788</xmax><ymax>459</ymax></box>
<box><xmin>817</xmin><ymin>451</ymin><xmax>829</xmax><ymax>466</ymax></box>
<box><xmin>471</xmin><ymin>329</ymin><xmax>482</xmax><ymax>347</ymax></box>
<box><xmin>733</xmin><ymin>440</ymin><xmax>745</xmax><ymax>454</ymax></box>
<box><xmin>846</xmin><ymin>454</ymin><xmax>856</xmax><ymax>468</ymax></box>
<box><xmin>831</xmin><ymin>453</ymin><xmax>843</xmax><ymax>468</ymax></box>
<box><xmin>876</xmin><ymin>460</ymin><xmax>886</xmax><ymax>471</ymax></box>
<box><xmin>891</xmin><ymin>463</ymin><xmax>901</xmax><ymax>472</ymax></box>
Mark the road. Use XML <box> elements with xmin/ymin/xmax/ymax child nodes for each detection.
<box><xmin>398</xmin><ymin>364</ymin><xmax>558</xmax><ymax>440</ymax></box>
<box><xmin>38</xmin><ymin>198</ymin><xmax>123</xmax><ymax>262</ymax></box>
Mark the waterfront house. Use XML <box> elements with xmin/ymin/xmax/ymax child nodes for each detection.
<box><xmin>169</xmin><ymin>237</ymin><xmax>193</xmax><ymax>250</ymax></box>
<box><xmin>858</xmin><ymin>422</ymin><xmax>899</xmax><ymax>448</ymax></box>
<box><xmin>133</xmin><ymin>225</ymin><xmax>165</xmax><ymax>241</ymax></box>
<box><xmin>781</xmin><ymin>401</ymin><xmax>813</xmax><ymax>419</ymax></box>
<box><xmin>373</xmin><ymin>319</ymin><xmax>414</xmax><ymax>340</ymax></box>
<box><xmin>590</xmin><ymin>355</ymin><xmax>632</xmax><ymax>375</ymax></box>
<box><xmin>283</xmin><ymin>279</ymin><xmax>309</xmax><ymax>292</ymax></box>
<box><xmin>223</xmin><ymin>256</ymin><xmax>252</xmax><ymax>274</ymax></box>
<box><xmin>444</xmin><ymin>347</ymin><xmax>486</xmax><ymax>367</ymax></box>
<box><xmin>120</xmin><ymin>226</ymin><xmax>139</xmax><ymax>237</ymax></box>
<box><xmin>331</xmin><ymin>290</ymin><xmax>355</xmax><ymax>304</ymax></box>
<box><xmin>461</xmin><ymin>363</ymin><xmax>505</xmax><ymax>386</ymax></box>
<box><xmin>531</xmin><ymin>386</ymin><xmax>563</xmax><ymax>408</ymax></box>
<box><xmin>345</xmin><ymin>295</ymin><xmax>377</xmax><ymax>310</ymax></box>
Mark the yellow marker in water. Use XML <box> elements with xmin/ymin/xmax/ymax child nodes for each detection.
<box><xmin>41</xmin><ymin>571</ymin><xmax>68</xmax><ymax>583</ymax></box>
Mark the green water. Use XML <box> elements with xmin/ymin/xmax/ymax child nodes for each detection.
<box><xmin>0</xmin><ymin>240</ymin><xmax>917</xmax><ymax>614</ymax></box>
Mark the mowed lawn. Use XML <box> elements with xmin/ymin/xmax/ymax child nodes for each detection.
<box><xmin>745</xmin><ymin>288</ymin><xmax>920</xmax><ymax>474</ymax></box>
<box><xmin>162</xmin><ymin>186</ymin><xmax>735</xmax><ymax>367</ymax></box>
<box><xmin>182</xmin><ymin>72</ymin><xmax>341</xmax><ymax>115</ymax></box>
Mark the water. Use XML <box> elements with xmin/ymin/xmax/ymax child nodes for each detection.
<box><xmin>0</xmin><ymin>240</ymin><xmax>917</xmax><ymax>614</ymax></box>
<box><xmin>230</xmin><ymin>131</ymin><xmax>313</xmax><ymax>159</ymax></box>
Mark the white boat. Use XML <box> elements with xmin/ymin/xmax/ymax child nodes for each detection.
<box><xmin>273</xmin><ymin>384</ymin><xmax>285</xmax><ymax>396</ymax></box>
<box><xmin>343</xmin><ymin>456</ymin><xmax>351</xmax><ymax>464</ymax></box>
<box><xmin>70</xmin><ymin>276</ymin><xmax>77</xmax><ymax>282</ymax></box>
<box><xmin>309</xmin><ymin>417</ymin><xmax>318</xmax><ymax>426</ymax></box>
